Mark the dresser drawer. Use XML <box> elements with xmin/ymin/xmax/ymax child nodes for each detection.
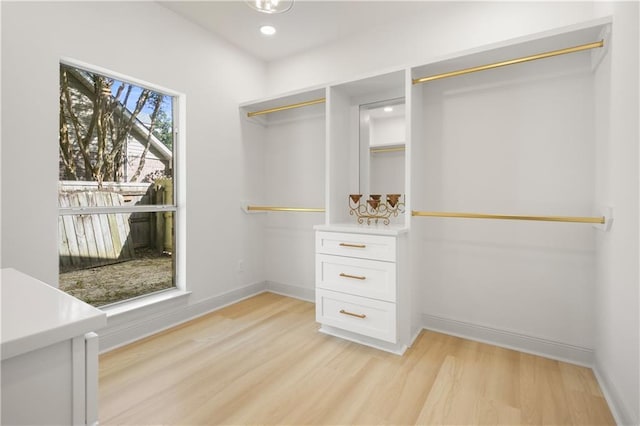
<box><xmin>316</xmin><ymin>254</ymin><xmax>396</xmax><ymax>302</ymax></box>
<box><xmin>315</xmin><ymin>232</ymin><xmax>396</xmax><ymax>261</ymax></box>
<box><xmin>316</xmin><ymin>289</ymin><xmax>396</xmax><ymax>343</ymax></box>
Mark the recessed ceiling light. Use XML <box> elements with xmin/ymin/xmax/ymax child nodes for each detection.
<box><xmin>260</xmin><ymin>25</ymin><xmax>276</xmax><ymax>36</ymax></box>
<box><xmin>384</xmin><ymin>106</ymin><xmax>393</xmax><ymax>112</ymax></box>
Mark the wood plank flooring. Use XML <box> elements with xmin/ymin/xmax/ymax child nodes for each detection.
<box><xmin>99</xmin><ymin>293</ymin><xmax>615</xmax><ymax>425</ymax></box>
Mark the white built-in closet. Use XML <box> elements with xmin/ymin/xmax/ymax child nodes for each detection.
<box><xmin>240</xmin><ymin>18</ymin><xmax>611</xmax><ymax>360</ymax></box>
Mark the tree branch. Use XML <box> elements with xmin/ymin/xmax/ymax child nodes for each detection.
<box><xmin>61</xmin><ymin>69</ymin><xmax>94</xmax><ymax>180</ymax></box>
<box><xmin>130</xmin><ymin>94</ymin><xmax>163</xmax><ymax>182</ymax></box>
<box><xmin>59</xmin><ymin>90</ymin><xmax>78</xmax><ymax>180</ymax></box>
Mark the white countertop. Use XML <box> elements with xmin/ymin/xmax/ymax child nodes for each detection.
<box><xmin>314</xmin><ymin>223</ymin><xmax>409</xmax><ymax>236</ymax></box>
<box><xmin>1</xmin><ymin>268</ymin><xmax>107</xmax><ymax>360</ymax></box>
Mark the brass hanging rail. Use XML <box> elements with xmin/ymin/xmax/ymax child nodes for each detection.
<box><xmin>247</xmin><ymin>205</ymin><xmax>325</xmax><ymax>213</ymax></box>
<box><xmin>412</xmin><ymin>40</ymin><xmax>604</xmax><ymax>85</ymax></box>
<box><xmin>247</xmin><ymin>98</ymin><xmax>326</xmax><ymax>117</ymax></box>
<box><xmin>370</xmin><ymin>146</ymin><xmax>406</xmax><ymax>154</ymax></box>
<box><xmin>411</xmin><ymin>210</ymin><xmax>605</xmax><ymax>224</ymax></box>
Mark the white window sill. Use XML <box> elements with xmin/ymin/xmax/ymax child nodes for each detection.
<box><xmin>102</xmin><ymin>288</ymin><xmax>191</xmax><ymax>318</ymax></box>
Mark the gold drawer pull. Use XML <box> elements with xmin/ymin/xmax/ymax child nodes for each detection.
<box><xmin>339</xmin><ymin>309</ymin><xmax>366</xmax><ymax>319</ymax></box>
<box><xmin>339</xmin><ymin>243</ymin><xmax>366</xmax><ymax>248</ymax></box>
<box><xmin>339</xmin><ymin>273</ymin><xmax>366</xmax><ymax>280</ymax></box>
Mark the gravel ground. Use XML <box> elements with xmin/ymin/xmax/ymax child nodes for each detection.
<box><xmin>59</xmin><ymin>249</ymin><xmax>173</xmax><ymax>307</ymax></box>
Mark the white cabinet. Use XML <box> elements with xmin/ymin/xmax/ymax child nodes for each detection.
<box><xmin>1</xmin><ymin>268</ymin><xmax>106</xmax><ymax>425</ymax></box>
<box><xmin>316</xmin><ymin>254</ymin><xmax>396</xmax><ymax>301</ymax></box>
<box><xmin>316</xmin><ymin>289</ymin><xmax>397</xmax><ymax>343</ymax></box>
<box><xmin>315</xmin><ymin>228</ymin><xmax>414</xmax><ymax>354</ymax></box>
<box><xmin>316</xmin><ymin>231</ymin><xmax>397</xmax><ymax>262</ymax></box>
<box><xmin>314</xmin><ymin>70</ymin><xmax>414</xmax><ymax>353</ymax></box>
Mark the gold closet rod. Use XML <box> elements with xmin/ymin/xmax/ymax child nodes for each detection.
<box><xmin>247</xmin><ymin>98</ymin><xmax>326</xmax><ymax>117</ymax></box>
<box><xmin>371</xmin><ymin>146</ymin><xmax>406</xmax><ymax>154</ymax></box>
<box><xmin>412</xmin><ymin>210</ymin><xmax>605</xmax><ymax>224</ymax></box>
<box><xmin>247</xmin><ymin>205</ymin><xmax>325</xmax><ymax>213</ymax></box>
<box><xmin>412</xmin><ymin>40</ymin><xmax>604</xmax><ymax>85</ymax></box>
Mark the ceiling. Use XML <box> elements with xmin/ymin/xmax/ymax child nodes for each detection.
<box><xmin>159</xmin><ymin>1</ymin><xmax>440</xmax><ymax>62</ymax></box>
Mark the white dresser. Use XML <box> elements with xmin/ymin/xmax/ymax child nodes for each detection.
<box><xmin>1</xmin><ymin>268</ymin><xmax>107</xmax><ymax>425</ymax></box>
<box><xmin>314</xmin><ymin>226</ymin><xmax>415</xmax><ymax>354</ymax></box>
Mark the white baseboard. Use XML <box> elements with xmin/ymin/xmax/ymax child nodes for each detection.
<box><xmin>593</xmin><ymin>360</ymin><xmax>636</xmax><ymax>426</ymax></box>
<box><xmin>422</xmin><ymin>313</ymin><xmax>594</xmax><ymax>367</ymax></box>
<box><xmin>98</xmin><ymin>280</ymin><xmax>314</xmax><ymax>353</ymax></box>
<box><xmin>265</xmin><ymin>281</ymin><xmax>315</xmax><ymax>302</ymax></box>
<box><xmin>98</xmin><ymin>281</ymin><xmax>267</xmax><ymax>352</ymax></box>
<box><xmin>100</xmin><ymin>286</ymin><xmax>595</xmax><ymax>367</ymax></box>
<box><xmin>100</xmin><ymin>285</ymin><xmax>595</xmax><ymax>367</ymax></box>
<box><xmin>319</xmin><ymin>325</ymin><xmax>408</xmax><ymax>355</ymax></box>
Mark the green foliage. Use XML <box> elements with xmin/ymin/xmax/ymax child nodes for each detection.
<box><xmin>153</xmin><ymin>108</ymin><xmax>173</xmax><ymax>150</ymax></box>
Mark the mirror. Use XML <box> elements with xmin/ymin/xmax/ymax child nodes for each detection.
<box><xmin>359</xmin><ymin>98</ymin><xmax>405</xmax><ymax>195</ymax></box>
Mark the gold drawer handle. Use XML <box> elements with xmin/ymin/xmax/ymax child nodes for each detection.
<box><xmin>339</xmin><ymin>309</ymin><xmax>366</xmax><ymax>319</ymax></box>
<box><xmin>339</xmin><ymin>273</ymin><xmax>366</xmax><ymax>280</ymax></box>
<box><xmin>339</xmin><ymin>243</ymin><xmax>366</xmax><ymax>248</ymax></box>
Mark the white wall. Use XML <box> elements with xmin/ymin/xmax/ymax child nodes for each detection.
<box><xmin>266</xmin><ymin>1</ymin><xmax>597</xmax><ymax>94</ymax></box>
<box><xmin>593</xmin><ymin>2</ymin><xmax>640</xmax><ymax>424</ymax></box>
<box><xmin>1</xmin><ymin>1</ymin><xmax>266</xmax><ymax>347</ymax></box>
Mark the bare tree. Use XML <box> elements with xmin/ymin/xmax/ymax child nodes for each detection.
<box><xmin>59</xmin><ymin>65</ymin><xmax>157</xmax><ymax>187</ymax></box>
<box><xmin>130</xmin><ymin>93</ymin><xmax>163</xmax><ymax>182</ymax></box>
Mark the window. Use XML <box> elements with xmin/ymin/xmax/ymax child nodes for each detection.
<box><xmin>58</xmin><ymin>61</ymin><xmax>178</xmax><ymax>307</ymax></box>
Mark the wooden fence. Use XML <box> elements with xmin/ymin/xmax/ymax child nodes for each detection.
<box><xmin>59</xmin><ymin>191</ymin><xmax>136</xmax><ymax>270</ymax></box>
<box><xmin>59</xmin><ymin>181</ymin><xmax>173</xmax><ymax>271</ymax></box>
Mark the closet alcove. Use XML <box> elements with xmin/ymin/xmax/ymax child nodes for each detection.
<box><xmin>409</xmin><ymin>20</ymin><xmax>610</xmax><ymax>358</ymax></box>
<box><xmin>241</xmin><ymin>17</ymin><xmax>612</xmax><ymax>357</ymax></box>
<box><xmin>240</xmin><ymin>88</ymin><xmax>326</xmax><ymax>297</ymax></box>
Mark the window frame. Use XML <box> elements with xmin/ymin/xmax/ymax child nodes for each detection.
<box><xmin>58</xmin><ymin>57</ymin><xmax>187</xmax><ymax>305</ymax></box>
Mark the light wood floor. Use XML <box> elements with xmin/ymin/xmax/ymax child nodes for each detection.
<box><xmin>99</xmin><ymin>293</ymin><xmax>615</xmax><ymax>425</ymax></box>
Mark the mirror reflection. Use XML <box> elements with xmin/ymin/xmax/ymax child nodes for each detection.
<box><xmin>359</xmin><ymin>98</ymin><xmax>405</xmax><ymax>195</ymax></box>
